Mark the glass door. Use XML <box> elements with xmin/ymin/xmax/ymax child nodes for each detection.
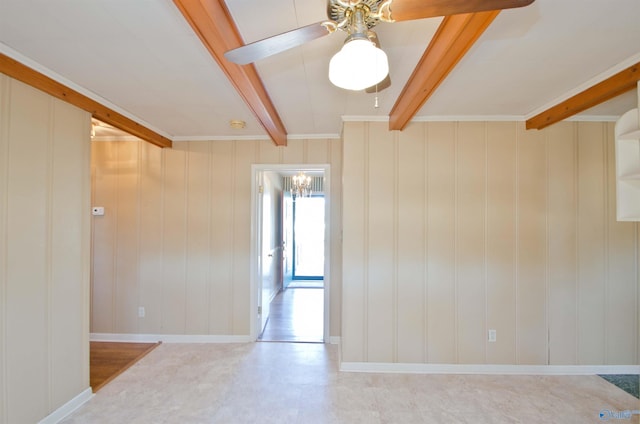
<box><xmin>292</xmin><ymin>195</ymin><xmax>324</xmax><ymax>280</ymax></box>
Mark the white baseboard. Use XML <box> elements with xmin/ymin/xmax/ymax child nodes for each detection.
<box><xmin>340</xmin><ymin>362</ymin><xmax>640</xmax><ymax>375</ymax></box>
<box><xmin>90</xmin><ymin>333</ymin><xmax>253</xmax><ymax>343</ymax></box>
<box><xmin>38</xmin><ymin>387</ymin><xmax>93</xmax><ymax>424</ymax></box>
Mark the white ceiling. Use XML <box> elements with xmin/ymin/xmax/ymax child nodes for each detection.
<box><xmin>1</xmin><ymin>0</ymin><xmax>639</xmax><ymax>141</ymax></box>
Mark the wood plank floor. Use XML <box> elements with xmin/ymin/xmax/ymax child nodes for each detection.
<box><xmin>90</xmin><ymin>341</ymin><xmax>161</xmax><ymax>392</ymax></box>
<box><xmin>259</xmin><ymin>287</ymin><xmax>324</xmax><ymax>343</ymax></box>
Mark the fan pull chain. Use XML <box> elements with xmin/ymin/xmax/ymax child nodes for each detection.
<box><xmin>374</xmin><ymin>83</ymin><xmax>379</xmax><ymax>109</ymax></box>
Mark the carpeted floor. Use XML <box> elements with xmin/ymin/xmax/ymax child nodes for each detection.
<box><xmin>599</xmin><ymin>374</ymin><xmax>640</xmax><ymax>399</ymax></box>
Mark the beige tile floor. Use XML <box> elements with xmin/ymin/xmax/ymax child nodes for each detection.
<box><xmin>63</xmin><ymin>342</ymin><xmax>639</xmax><ymax>423</ymax></box>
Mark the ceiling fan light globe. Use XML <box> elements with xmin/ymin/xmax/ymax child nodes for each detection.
<box><xmin>328</xmin><ymin>38</ymin><xmax>389</xmax><ymax>91</ymax></box>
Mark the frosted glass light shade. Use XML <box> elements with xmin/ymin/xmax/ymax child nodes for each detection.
<box><xmin>328</xmin><ymin>38</ymin><xmax>389</xmax><ymax>91</ymax></box>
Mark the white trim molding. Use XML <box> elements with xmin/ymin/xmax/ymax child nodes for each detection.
<box><xmin>38</xmin><ymin>388</ymin><xmax>93</xmax><ymax>424</ymax></box>
<box><xmin>525</xmin><ymin>52</ymin><xmax>640</xmax><ymax>121</ymax></box>
<box><xmin>340</xmin><ymin>362</ymin><xmax>640</xmax><ymax>375</ymax></box>
<box><xmin>0</xmin><ymin>42</ymin><xmax>171</xmax><ymax>141</ymax></box>
<box><xmin>172</xmin><ymin>133</ymin><xmax>341</xmax><ymax>142</ymax></box>
<box><xmin>90</xmin><ymin>333</ymin><xmax>252</xmax><ymax>343</ymax></box>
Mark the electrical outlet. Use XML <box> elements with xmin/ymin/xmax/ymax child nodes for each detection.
<box><xmin>488</xmin><ymin>329</ymin><xmax>497</xmax><ymax>342</ymax></box>
<box><xmin>138</xmin><ymin>306</ymin><xmax>145</xmax><ymax>318</ymax></box>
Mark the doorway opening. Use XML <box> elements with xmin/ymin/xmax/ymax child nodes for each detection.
<box><xmin>251</xmin><ymin>165</ymin><xmax>330</xmax><ymax>343</ymax></box>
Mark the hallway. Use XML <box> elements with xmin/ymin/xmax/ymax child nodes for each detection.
<box><xmin>259</xmin><ymin>287</ymin><xmax>324</xmax><ymax>343</ymax></box>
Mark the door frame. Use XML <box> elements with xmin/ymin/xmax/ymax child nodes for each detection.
<box><xmin>249</xmin><ymin>164</ymin><xmax>331</xmax><ymax>342</ymax></box>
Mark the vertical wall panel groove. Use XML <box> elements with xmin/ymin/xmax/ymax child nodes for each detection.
<box><xmin>603</xmin><ymin>124</ymin><xmax>609</xmax><ymax>364</ymax></box>
<box><xmin>392</xmin><ymin>130</ymin><xmax>399</xmax><ymax>362</ymax></box>
<box><xmin>453</xmin><ymin>123</ymin><xmax>459</xmax><ymax>363</ymax></box>
<box><xmin>574</xmin><ymin>123</ymin><xmax>580</xmax><ymax>363</ymax></box>
<box><xmin>514</xmin><ymin>124</ymin><xmax>520</xmax><ymax>364</ymax></box>
<box><xmin>159</xmin><ymin>148</ymin><xmax>167</xmax><ymax>332</ymax></box>
<box><xmin>544</xmin><ymin>127</ymin><xmax>549</xmax><ymax>365</ymax></box>
<box><xmin>229</xmin><ymin>142</ymin><xmax>237</xmax><ymax>332</ymax></box>
<box><xmin>205</xmin><ymin>142</ymin><xmax>213</xmax><ymax>334</ymax></box>
<box><xmin>135</xmin><ymin>141</ymin><xmax>142</xmax><ymax>333</ymax></box>
<box><xmin>112</xmin><ymin>143</ymin><xmax>120</xmax><ymax>331</ymax></box>
<box><xmin>182</xmin><ymin>148</ymin><xmax>189</xmax><ymax>333</ymax></box>
<box><xmin>483</xmin><ymin>123</ymin><xmax>488</xmax><ymax>363</ymax></box>
<box><xmin>45</xmin><ymin>98</ymin><xmax>54</xmax><ymax>409</ymax></box>
<box><xmin>363</xmin><ymin>123</ymin><xmax>370</xmax><ymax>361</ymax></box>
<box><xmin>423</xmin><ymin>124</ymin><xmax>429</xmax><ymax>363</ymax></box>
<box><xmin>0</xmin><ymin>74</ymin><xmax>10</xmax><ymax>424</ymax></box>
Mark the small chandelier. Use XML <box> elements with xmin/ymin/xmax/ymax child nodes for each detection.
<box><xmin>291</xmin><ymin>172</ymin><xmax>312</xmax><ymax>200</ymax></box>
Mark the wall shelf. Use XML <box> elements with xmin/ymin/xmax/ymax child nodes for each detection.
<box><xmin>615</xmin><ymin>108</ymin><xmax>640</xmax><ymax>221</ymax></box>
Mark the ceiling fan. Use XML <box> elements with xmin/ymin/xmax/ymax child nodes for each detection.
<box><xmin>224</xmin><ymin>0</ymin><xmax>535</xmax><ymax>91</ymax></box>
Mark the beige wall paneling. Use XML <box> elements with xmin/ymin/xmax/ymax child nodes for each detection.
<box><xmin>329</xmin><ymin>138</ymin><xmax>343</xmax><ymax>338</ymax></box>
<box><xmin>2</xmin><ymin>77</ymin><xmax>89</xmax><ymax>423</ymax></box>
<box><xmin>281</xmin><ymin>137</ymin><xmax>305</xmax><ymax>163</ymax></box>
<box><xmin>396</xmin><ymin>123</ymin><xmax>426</xmax><ymax>363</ymax></box>
<box><xmin>7</xmin><ymin>81</ymin><xmax>51</xmax><ymax>422</ymax></box>
<box><xmin>366</xmin><ymin>122</ymin><xmax>395</xmax><ymax>362</ymax></box>
<box><xmin>92</xmin><ymin>137</ymin><xmax>342</xmax><ymax>339</ymax></box>
<box><xmin>257</xmin><ymin>139</ymin><xmax>282</xmax><ymax>163</ymax></box>
<box><xmin>115</xmin><ymin>141</ymin><xmax>140</xmax><ymax>333</ymax></box>
<box><xmin>485</xmin><ymin>122</ymin><xmax>517</xmax><ymax>364</ymax></box>
<box><xmin>161</xmin><ymin>147</ymin><xmax>188</xmax><ymax>334</ymax></box>
<box><xmin>516</xmin><ymin>125</ymin><xmax>547</xmax><ymax>365</ymax></box>
<box><xmin>50</xmin><ymin>100</ymin><xmax>91</xmax><ymax>407</ymax></box>
<box><xmin>232</xmin><ymin>141</ymin><xmax>256</xmax><ymax>335</ymax></box>
<box><xmin>546</xmin><ymin>123</ymin><xmax>578</xmax><ymax>365</ymax></box>
<box><xmin>138</xmin><ymin>141</ymin><xmax>164</xmax><ymax>334</ymax></box>
<box><xmin>306</xmin><ymin>138</ymin><xmax>330</xmax><ymax>164</ymax></box>
<box><xmin>456</xmin><ymin>122</ymin><xmax>487</xmax><ymax>364</ymax></box>
<box><xmin>209</xmin><ymin>141</ymin><xmax>236</xmax><ymax>334</ymax></box>
<box><xmin>341</xmin><ymin>120</ymin><xmax>637</xmax><ymax>366</ymax></box>
<box><xmin>605</xmin><ymin>124</ymin><xmax>637</xmax><ymax>364</ymax></box>
<box><xmin>91</xmin><ymin>141</ymin><xmax>118</xmax><ymax>332</ymax></box>
<box><xmin>426</xmin><ymin>122</ymin><xmax>457</xmax><ymax>363</ymax></box>
<box><xmin>577</xmin><ymin>123</ymin><xmax>607</xmax><ymax>364</ymax></box>
<box><xmin>342</xmin><ymin>122</ymin><xmax>367</xmax><ymax>361</ymax></box>
<box><xmin>182</xmin><ymin>141</ymin><xmax>213</xmax><ymax>334</ymax></box>
<box><xmin>0</xmin><ymin>74</ymin><xmax>8</xmax><ymax>424</ymax></box>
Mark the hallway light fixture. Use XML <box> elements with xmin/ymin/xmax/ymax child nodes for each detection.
<box><xmin>291</xmin><ymin>172</ymin><xmax>312</xmax><ymax>201</ymax></box>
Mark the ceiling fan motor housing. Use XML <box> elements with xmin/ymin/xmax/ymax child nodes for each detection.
<box><xmin>328</xmin><ymin>0</ymin><xmax>386</xmax><ymax>31</ymax></box>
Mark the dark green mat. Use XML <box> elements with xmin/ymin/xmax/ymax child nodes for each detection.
<box><xmin>599</xmin><ymin>375</ymin><xmax>640</xmax><ymax>399</ymax></box>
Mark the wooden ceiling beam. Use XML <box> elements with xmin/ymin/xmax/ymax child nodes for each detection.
<box><xmin>526</xmin><ymin>62</ymin><xmax>640</xmax><ymax>130</ymax></box>
<box><xmin>0</xmin><ymin>53</ymin><xmax>172</xmax><ymax>149</ymax></box>
<box><xmin>173</xmin><ymin>0</ymin><xmax>288</xmax><ymax>146</ymax></box>
<box><xmin>389</xmin><ymin>11</ymin><xmax>500</xmax><ymax>131</ymax></box>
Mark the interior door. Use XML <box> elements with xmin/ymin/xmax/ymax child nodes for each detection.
<box><xmin>257</xmin><ymin>172</ymin><xmax>283</xmax><ymax>336</ymax></box>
